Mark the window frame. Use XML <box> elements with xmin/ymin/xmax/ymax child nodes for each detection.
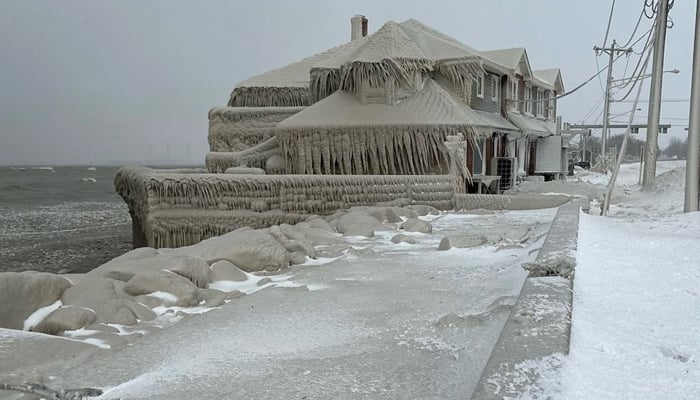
<box><xmin>548</xmin><ymin>92</ymin><xmax>556</xmax><ymax>120</ymax></box>
<box><xmin>491</xmin><ymin>75</ymin><xmax>499</xmax><ymax>102</ymax></box>
<box><xmin>476</xmin><ymin>72</ymin><xmax>485</xmax><ymax>98</ymax></box>
<box><xmin>510</xmin><ymin>78</ymin><xmax>519</xmax><ymax>112</ymax></box>
<box><xmin>524</xmin><ymin>85</ymin><xmax>532</xmax><ymax>114</ymax></box>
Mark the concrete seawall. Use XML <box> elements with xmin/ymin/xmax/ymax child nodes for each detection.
<box><xmin>471</xmin><ymin>204</ymin><xmax>580</xmax><ymax>399</ymax></box>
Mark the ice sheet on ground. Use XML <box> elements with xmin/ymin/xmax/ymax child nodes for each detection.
<box><xmin>39</xmin><ymin>208</ymin><xmax>558</xmax><ymax>399</ymax></box>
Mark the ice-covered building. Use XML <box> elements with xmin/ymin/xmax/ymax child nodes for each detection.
<box><xmin>116</xmin><ymin>16</ymin><xmax>566</xmax><ymax>248</ymax></box>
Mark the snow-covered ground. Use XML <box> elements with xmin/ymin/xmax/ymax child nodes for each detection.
<box><xmin>2</xmin><ymin>208</ymin><xmax>557</xmax><ymax>399</ymax></box>
<box><xmin>523</xmin><ymin>160</ymin><xmax>700</xmax><ymax>399</ymax></box>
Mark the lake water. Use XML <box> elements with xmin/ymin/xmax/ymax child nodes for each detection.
<box><xmin>0</xmin><ymin>166</ymin><xmax>132</xmax><ymax>273</ymax></box>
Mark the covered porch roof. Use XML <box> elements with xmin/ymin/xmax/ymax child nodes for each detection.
<box><xmin>507</xmin><ymin>114</ymin><xmax>556</xmax><ymax>137</ymax></box>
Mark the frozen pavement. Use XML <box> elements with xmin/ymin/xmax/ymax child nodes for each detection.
<box><xmin>6</xmin><ymin>208</ymin><xmax>557</xmax><ymax>400</ymax></box>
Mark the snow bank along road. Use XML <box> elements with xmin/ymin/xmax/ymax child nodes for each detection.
<box><xmin>505</xmin><ymin>161</ymin><xmax>700</xmax><ymax>399</ymax></box>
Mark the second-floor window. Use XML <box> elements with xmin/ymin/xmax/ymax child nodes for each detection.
<box><xmin>476</xmin><ymin>72</ymin><xmax>484</xmax><ymax>98</ymax></box>
<box><xmin>524</xmin><ymin>86</ymin><xmax>532</xmax><ymax>114</ymax></box>
<box><xmin>536</xmin><ymin>88</ymin><xmax>544</xmax><ymax>116</ymax></box>
<box><xmin>548</xmin><ymin>92</ymin><xmax>556</xmax><ymax>120</ymax></box>
<box><xmin>510</xmin><ymin>78</ymin><xmax>518</xmax><ymax>111</ymax></box>
<box><xmin>491</xmin><ymin>76</ymin><xmax>499</xmax><ymax>102</ymax></box>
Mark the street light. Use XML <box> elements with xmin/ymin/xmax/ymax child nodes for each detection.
<box><xmin>610</xmin><ymin>69</ymin><xmax>680</xmax><ymax>87</ymax></box>
<box><xmin>609</xmin><ymin>108</ymin><xmax>642</xmax><ymax>119</ymax></box>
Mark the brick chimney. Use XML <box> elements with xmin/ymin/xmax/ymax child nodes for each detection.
<box><xmin>351</xmin><ymin>15</ymin><xmax>368</xmax><ymax>41</ymax></box>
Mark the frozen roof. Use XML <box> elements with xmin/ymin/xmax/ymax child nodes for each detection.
<box><xmin>234</xmin><ymin>38</ymin><xmax>368</xmax><ymax>90</ymax></box>
<box><xmin>230</xmin><ymin>18</ymin><xmax>561</xmax><ymax>107</ymax></box>
<box><xmin>398</xmin><ymin>19</ymin><xmax>481</xmax><ymax>60</ymax></box>
<box><xmin>533</xmin><ymin>69</ymin><xmax>565</xmax><ymax>93</ymax></box>
<box><xmin>480</xmin><ymin>47</ymin><xmax>533</xmax><ymax>79</ymax></box>
<box><xmin>347</xmin><ymin>21</ymin><xmax>429</xmax><ymax>63</ymax></box>
<box><xmin>278</xmin><ymin>79</ymin><xmax>475</xmax><ymax>128</ymax></box>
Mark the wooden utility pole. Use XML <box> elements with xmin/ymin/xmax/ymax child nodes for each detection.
<box><xmin>593</xmin><ymin>40</ymin><xmax>633</xmax><ymax>163</ymax></box>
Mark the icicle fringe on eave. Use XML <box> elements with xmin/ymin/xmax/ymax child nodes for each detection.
<box><xmin>276</xmin><ymin>125</ymin><xmax>474</xmax><ymax>175</ymax></box>
<box><xmin>436</xmin><ymin>60</ymin><xmax>485</xmax><ymax>93</ymax></box>
<box><xmin>310</xmin><ymin>68</ymin><xmax>341</xmax><ymax>104</ymax></box>
<box><xmin>228</xmin><ymin>87</ymin><xmax>311</xmax><ymax>107</ymax></box>
<box><xmin>340</xmin><ymin>58</ymin><xmax>434</xmax><ymax>94</ymax></box>
<box><xmin>208</xmin><ymin>106</ymin><xmax>306</xmax><ymax>123</ymax></box>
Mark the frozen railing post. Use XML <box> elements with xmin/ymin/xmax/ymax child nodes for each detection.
<box><xmin>444</xmin><ymin>134</ymin><xmax>469</xmax><ymax>194</ymax></box>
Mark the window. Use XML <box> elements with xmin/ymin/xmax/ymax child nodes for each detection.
<box><xmin>548</xmin><ymin>92</ymin><xmax>556</xmax><ymax>120</ymax></box>
<box><xmin>536</xmin><ymin>88</ymin><xmax>544</xmax><ymax>116</ymax></box>
<box><xmin>510</xmin><ymin>78</ymin><xmax>518</xmax><ymax>111</ymax></box>
<box><xmin>476</xmin><ymin>72</ymin><xmax>484</xmax><ymax>98</ymax></box>
<box><xmin>524</xmin><ymin>85</ymin><xmax>532</xmax><ymax>114</ymax></box>
<box><xmin>491</xmin><ymin>76</ymin><xmax>499</xmax><ymax>101</ymax></box>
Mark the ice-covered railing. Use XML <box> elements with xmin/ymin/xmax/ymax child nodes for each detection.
<box><xmin>115</xmin><ymin>166</ymin><xmax>456</xmax><ymax>248</ymax></box>
<box><xmin>208</xmin><ymin>107</ymin><xmax>304</xmax><ymax>153</ymax></box>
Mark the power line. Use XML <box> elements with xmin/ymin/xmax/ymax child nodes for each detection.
<box><xmin>555</xmin><ymin>26</ymin><xmax>655</xmax><ymax>103</ymax></box>
<box><xmin>602</xmin><ymin>0</ymin><xmax>616</xmax><ymax>48</ymax></box>
<box><xmin>612</xmin><ymin>38</ymin><xmax>655</xmax><ymax>102</ymax></box>
<box><xmin>620</xmin><ymin>8</ymin><xmax>647</xmax><ymax>48</ymax></box>
<box><xmin>616</xmin><ymin>115</ymin><xmax>690</xmax><ymax>121</ymax></box>
<box><xmin>577</xmin><ymin>94</ymin><xmax>606</xmax><ymax>122</ymax></box>
<box><xmin>618</xmin><ymin>97</ymin><xmax>690</xmax><ymax>103</ymax></box>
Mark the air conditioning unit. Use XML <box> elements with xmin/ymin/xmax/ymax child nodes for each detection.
<box><xmin>491</xmin><ymin>157</ymin><xmax>517</xmax><ymax>192</ymax></box>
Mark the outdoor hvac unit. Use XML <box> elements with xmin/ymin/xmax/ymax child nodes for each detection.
<box><xmin>490</xmin><ymin>157</ymin><xmax>517</xmax><ymax>192</ymax></box>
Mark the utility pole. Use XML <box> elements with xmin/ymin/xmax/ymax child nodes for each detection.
<box><xmin>685</xmin><ymin>0</ymin><xmax>700</xmax><ymax>212</ymax></box>
<box><xmin>593</xmin><ymin>40</ymin><xmax>633</xmax><ymax>164</ymax></box>
<box><xmin>642</xmin><ymin>0</ymin><xmax>670</xmax><ymax>187</ymax></box>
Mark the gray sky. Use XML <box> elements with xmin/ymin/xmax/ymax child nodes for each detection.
<box><xmin>0</xmin><ymin>0</ymin><xmax>695</xmax><ymax>165</ymax></box>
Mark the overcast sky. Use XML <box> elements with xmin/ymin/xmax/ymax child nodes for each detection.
<box><xmin>0</xmin><ymin>0</ymin><xmax>695</xmax><ymax>165</ymax></box>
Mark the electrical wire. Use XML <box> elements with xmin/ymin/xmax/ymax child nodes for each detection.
<box><xmin>563</xmin><ymin>26</ymin><xmax>655</xmax><ymax>104</ymax></box>
<box><xmin>644</xmin><ymin>0</ymin><xmax>658</xmax><ymax>19</ymax></box>
<box><xmin>595</xmin><ymin>54</ymin><xmax>607</xmax><ymax>94</ymax></box>
<box><xmin>602</xmin><ymin>0</ymin><xmax>616</xmax><ymax>49</ymax></box>
<box><xmin>578</xmin><ymin>94</ymin><xmax>606</xmax><ymax>123</ymax></box>
<box><xmin>615</xmin><ymin>28</ymin><xmax>655</xmax><ymax>92</ymax></box>
<box><xmin>611</xmin><ymin>22</ymin><xmax>656</xmax><ymax>93</ymax></box>
<box><xmin>612</xmin><ymin>39</ymin><xmax>655</xmax><ymax>102</ymax></box>
<box><xmin>620</xmin><ymin>8</ymin><xmax>646</xmax><ymax>48</ymax></box>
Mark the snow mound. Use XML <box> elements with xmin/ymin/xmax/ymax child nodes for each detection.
<box><xmin>506</xmin><ymin>180</ymin><xmax>605</xmax><ymax>202</ymax></box>
<box><xmin>640</xmin><ymin>165</ymin><xmax>685</xmax><ymax>194</ymax></box>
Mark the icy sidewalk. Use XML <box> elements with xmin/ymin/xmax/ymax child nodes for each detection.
<box><xmin>554</xmin><ymin>211</ymin><xmax>700</xmax><ymax>399</ymax></box>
